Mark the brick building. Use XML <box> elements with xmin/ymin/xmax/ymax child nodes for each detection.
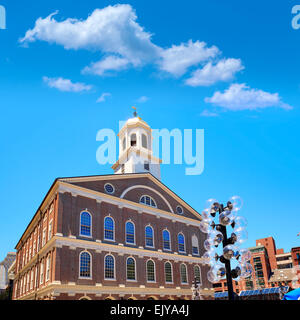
<box><xmin>213</xmin><ymin>237</ymin><xmax>300</xmax><ymax>298</ymax></box>
<box><xmin>12</xmin><ymin>116</ymin><xmax>212</xmax><ymax>300</ymax></box>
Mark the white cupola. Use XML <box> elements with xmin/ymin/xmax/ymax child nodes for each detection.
<box><xmin>112</xmin><ymin>108</ymin><xmax>161</xmax><ymax>180</ymax></box>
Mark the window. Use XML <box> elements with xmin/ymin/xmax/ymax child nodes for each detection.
<box><xmin>40</xmin><ymin>261</ymin><xmax>44</xmax><ymax>284</ymax></box>
<box><xmin>192</xmin><ymin>235</ymin><xmax>199</xmax><ymax>255</ymax></box>
<box><xmin>131</xmin><ymin>134</ymin><xmax>137</xmax><ymax>147</ymax></box>
<box><xmin>79</xmin><ymin>252</ymin><xmax>91</xmax><ymax>278</ymax></box>
<box><xmin>46</xmin><ymin>255</ymin><xmax>51</xmax><ymax>282</ymax></box>
<box><xmin>145</xmin><ymin>226</ymin><xmax>154</xmax><ymax>247</ymax></box>
<box><xmin>163</xmin><ymin>230</ymin><xmax>171</xmax><ymax>251</ymax></box>
<box><xmin>80</xmin><ymin>211</ymin><xmax>92</xmax><ymax>237</ymax></box>
<box><xmin>146</xmin><ymin>260</ymin><xmax>155</xmax><ymax>282</ymax></box>
<box><xmin>140</xmin><ymin>195</ymin><xmax>157</xmax><ymax>208</ymax></box>
<box><xmin>180</xmin><ymin>264</ymin><xmax>188</xmax><ymax>284</ymax></box>
<box><xmin>165</xmin><ymin>262</ymin><xmax>173</xmax><ymax>283</ymax></box>
<box><xmin>42</xmin><ymin>229</ymin><xmax>46</xmax><ymax>247</ymax></box>
<box><xmin>194</xmin><ymin>266</ymin><xmax>202</xmax><ymax>284</ymax></box>
<box><xmin>123</xmin><ymin>137</ymin><xmax>126</xmax><ymax>151</ymax></box>
<box><xmin>30</xmin><ymin>270</ymin><xmax>34</xmax><ymax>290</ymax></box>
<box><xmin>104</xmin><ymin>255</ymin><xmax>115</xmax><ymax>280</ymax></box>
<box><xmin>142</xmin><ymin>134</ymin><xmax>148</xmax><ymax>149</ymax></box>
<box><xmin>48</xmin><ymin>221</ymin><xmax>53</xmax><ymax>240</ymax></box>
<box><xmin>144</xmin><ymin>161</ymin><xmax>150</xmax><ymax>171</ymax></box>
<box><xmin>127</xmin><ymin>258</ymin><xmax>136</xmax><ymax>281</ymax></box>
<box><xmin>104</xmin><ymin>217</ymin><xmax>115</xmax><ymax>241</ymax></box>
<box><xmin>176</xmin><ymin>206</ymin><xmax>184</xmax><ymax>215</ymax></box>
<box><xmin>104</xmin><ymin>183</ymin><xmax>115</xmax><ymax>195</ymax></box>
<box><xmin>178</xmin><ymin>233</ymin><xmax>185</xmax><ymax>253</ymax></box>
<box><xmin>126</xmin><ymin>221</ymin><xmax>135</xmax><ymax>244</ymax></box>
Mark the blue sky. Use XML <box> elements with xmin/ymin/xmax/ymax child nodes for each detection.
<box><xmin>0</xmin><ymin>0</ymin><xmax>299</xmax><ymax>261</ymax></box>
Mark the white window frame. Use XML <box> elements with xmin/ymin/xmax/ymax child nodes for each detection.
<box><xmin>146</xmin><ymin>259</ymin><xmax>156</xmax><ymax>283</ymax></box>
<box><xmin>125</xmin><ymin>220</ymin><xmax>136</xmax><ymax>246</ymax></box>
<box><xmin>79</xmin><ymin>210</ymin><xmax>93</xmax><ymax>238</ymax></box>
<box><xmin>145</xmin><ymin>225</ymin><xmax>155</xmax><ymax>248</ymax></box>
<box><xmin>162</xmin><ymin>229</ymin><xmax>171</xmax><ymax>251</ymax></box>
<box><xmin>164</xmin><ymin>261</ymin><xmax>173</xmax><ymax>284</ymax></box>
<box><xmin>104</xmin><ymin>254</ymin><xmax>116</xmax><ymax>281</ymax></box>
<box><xmin>79</xmin><ymin>251</ymin><xmax>92</xmax><ymax>280</ymax></box>
<box><xmin>126</xmin><ymin>257</ymin><xmax>137</xmax><ymax>282</ymax></box>
<box><xmin>178</xmin><ymin>232</ymin><xmax>186</xmax><ymax>254</ymax></box>
<box><xmin>104</xmin><ymin>216</ymin><xmax>115</xmax><ymax>242</ymax></box>
<box><xmin>180</xmin><ymin>263</ymin><xmax>189</xmax><ymax>284</ymax></box>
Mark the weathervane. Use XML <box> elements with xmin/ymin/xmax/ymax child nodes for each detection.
<box><xmin>132</xmin><ymin>106</ymin><xmax>138</xmax><ymax>118</ymax></box>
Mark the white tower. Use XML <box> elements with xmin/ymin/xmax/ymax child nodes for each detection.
<box><xmin>112</xmin><ymin>109</ymin><xmax>162</xmax><ymax>180</ymax></box>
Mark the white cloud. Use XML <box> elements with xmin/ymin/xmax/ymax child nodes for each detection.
<box><xmin>20</xmin><ymin>6</ymin><xmax>160</xmax><ymax>66</ymax></box>
<box><xmin>205</xmin><ymin>83</ymin><xmax>293</xmax><ymax>111</ymax></box>
<box><xmin>43</xmin><ymin>76</ymin><xmax>92</xmax><ymax>92</ymax></box>
<box><xmin>200</xmin><ymin>109</ymin><xmax>219</xmax><ymax>117</ymax></box>
<box><xmin>185</xmin><ymin>58</ymin><xmax>244</xmax><ymax>87</ymax></box>
<box><xmin>19</xmin><ymin>6</ymin><xmax>222</xmax><ymax>78</ymax></box>
<box><xmin>137</xmin><ymin>96</ymin><xmax>149</xmax><ymax>103</ymax></box>
<box><xmin>82</xmin><ymin>56</ymin><xmax>130</xmax><ymax>76</ymax></box>
<box><xmin>96</xmin><ymin>92</ymin><xmax>111</xmax><ymax>103</ymax></box>
<box><xmin>159</xmin><ymin>40</ymin><xmax>219</xmax><ymax>77</ymax></box>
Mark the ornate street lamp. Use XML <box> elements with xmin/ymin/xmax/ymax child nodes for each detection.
<box><xmin>200</xmin><ymin>196</ymin><xmax>253</xmax><ymax>301</ymax></box>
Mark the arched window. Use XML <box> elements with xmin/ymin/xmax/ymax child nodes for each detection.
<box><xmin>180</xmin><ymin>264</ymin><xmax>188</xmax><ymax>284</ymax></box>
<box><xmin>123</xmin><ymin>137</ymin><xmax>126</xmax><ymax>151</ymax></box>
<box><xmin>126</xmin><ymin>221</ymin><xmax>135</xmax><ymax>244</ymax></box>
<box><xmin>104</xmin><ymin>217</ymin><xmax>115</xmax><ymax>241</ymax></box>
<box><xmin>79</xmin><ymin>252</ymin><xmax>91</xmax><ymax>278</ymax></box>
<box><xmin>145</xmin><ymin>226</ymin><xmax>154</xmax><ymax>248</ymax></box>
<box><xmin>126</xmin><ymin>257</ymin><xmax>136</xmax><ymax>281</ymax></box>
<box><xmin>192</xmin><ymin>235</ymin><xmax>199</xmax><ymax>255</ymax></box>
<box><xmin>178</xmin><ymin>233</ymin><xmax>185</xmax><ymax>253</ymax></box>
<box><xmin>146</xmin><ymin>260</ymin><xmax>155</xmax><ymax>282</ymax></box>
<box><xmin>163</xmin><ymin>230</ymin><xmax>171</xmax><ymax>251</ymax></box>
<box><xmin>104</xmin><ymin>255</ymin><xmax>115</xmax><ymax>280</ymax></box>
<box><xmin>165</xmin><ymin>262</ymin><xmax>173</xmax><ymax>283</ymax></box>
<box><xmin>80</xmin><ymin>211</ymin><xmax>91</xmax><ymax>237</ymax></box>
<box><xmin>131</xmin><ymin>133</ymin><xmax>137</xmax><ymax>147</ymax></box>
<box><xmin>194</xmin><ymin>265</ymin><xmax>202</xmax><ymax>284</ymax></box>
<box><xmin>142</xmin><ymin>134</ymin><xmax>148</xmax><ymax>149</ymax></box>
<box><xmin>140</xmin><ymin>195</ymin><xmax>157</xmax><ymax>208</ymax></box>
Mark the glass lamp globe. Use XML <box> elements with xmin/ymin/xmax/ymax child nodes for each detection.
<box><xmin>205</xmin><ymin>199</ymin><xmax>220</xmax><ymax>215</ymax></box>
<box><xmin>207</xmin><ymin>270</ymin><xmax>218</xmax><ymax>284</ymax></box>
<box><xmin>223</xmin><ymin>245</ymin><xmax>239</xmax><ymax>260</ymax></box>
<box><xmin>235</xmin><ymin>229</ymin><xmax>248</xmax><ymax>245</ymax></box>
<box><xmin>241</xmin><ymin>263</ymin><xmax>253</xmax><ymax>279</ymax></box>
<box><xmin>233</xmin><ymin>216</ymin><xmax>248</xmax><ymax>232</ymax></box>
<box><xmin>219</xmin><ymin>211</ymin><xmax>234</xmax><ymax>226</ymax></box>
<box><xmin>239</xmin><ymin>249</ymin><xmax>251</xmax><ymax>263</ymax></box>
<box><xmin>203</xmin><ymin>248</ymin><xmax>217</xmax><ymax>265</ymax></box>
<box><xmin>229</xmin><ymin>196</ymin><xmax>243</xmax><ymax>212</ymax></box>
<box><xmin>199</xmin><ymin>221</ymin><xmax>210</xmax><ymax>234</ymax></box>
<box><xmin>212</xmin><ymin>264</ymin><xmax>226</xmax><ymax>280</ymax></box>
<box><xmin>204</xmin><ymin>239</ymin><xmax>213</xmax><ymax>251</ymax></box>
<box><xmin>202</xmin><ymin>209</ymin><xmax>213</xmax><ymax>223</ymax></box>
<box><xmin>208</xmin><ymin>230</ymin><xmax>224</xmax><ymax>246</ymax></box>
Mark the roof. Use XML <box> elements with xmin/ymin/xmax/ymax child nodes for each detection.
<box><xmin>15</xmin><ymin>172</ymin><xmax>202</xmax><ymax>249</ymax></box>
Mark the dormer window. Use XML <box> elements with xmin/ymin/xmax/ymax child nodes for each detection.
<box><xmin>131</xmin><ymin>134</ymin><xmax>137</xmax><ymax>147</ymax></box>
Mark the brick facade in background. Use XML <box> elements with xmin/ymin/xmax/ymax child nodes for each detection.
<box><xmin>213</xmin><ymin>237</ymin><xmax>300</xmax><ymax>296</ymax></box>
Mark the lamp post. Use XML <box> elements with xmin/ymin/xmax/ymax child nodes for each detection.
<box><xmin>200</xmin><ymin>196</ymin><xmax>253</xmax><ymax>301</ymax></box>
<box><xmin>192</xmin><ymin>277</ymin><xmax>203</xmax><ymax>300</ymax></box>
